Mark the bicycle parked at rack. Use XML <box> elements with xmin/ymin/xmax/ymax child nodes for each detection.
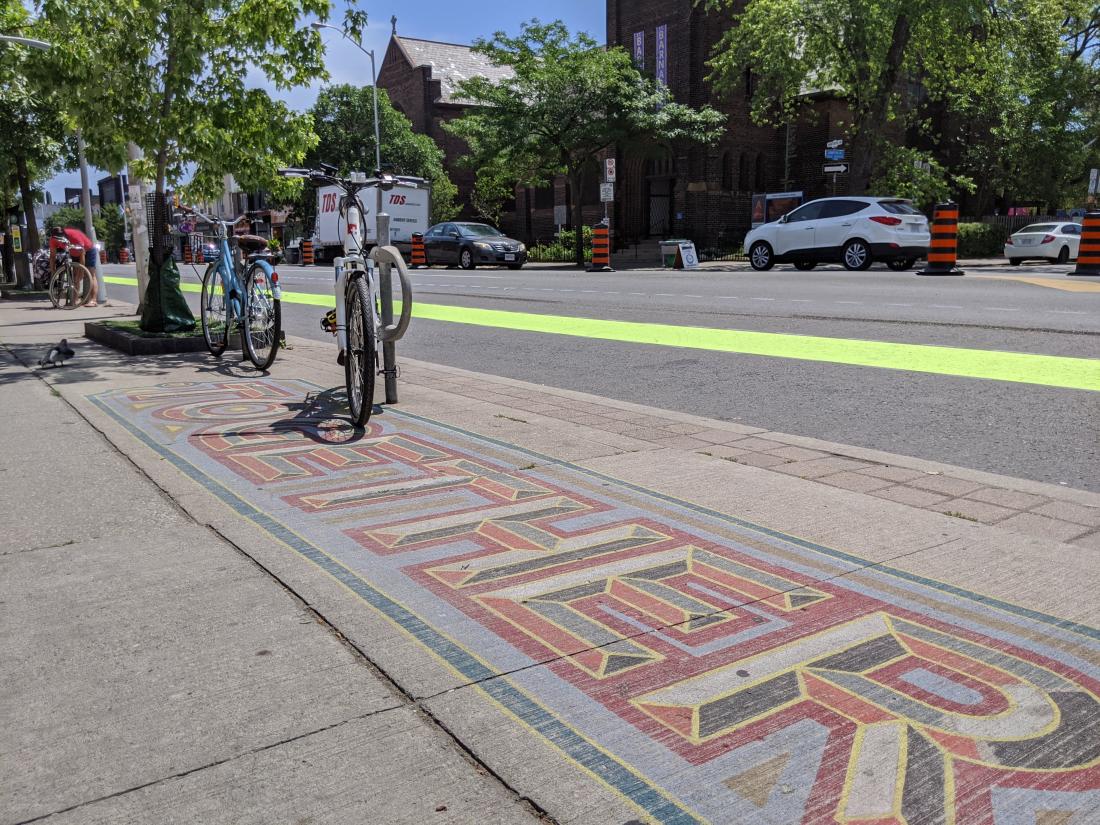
<box><xmin>46</xmin><ymin>240</ymin><xmax>93</xmax><ymax>309</ymax></box>
<box><xmin>181</xmin><ymin>208</ymin><xmax>282</xmax><ymax>370</ymax></box>
<box><xmin>278</xmin><ymin>166</ymin><xmax>413</xmax><ymax>426</ymax></box>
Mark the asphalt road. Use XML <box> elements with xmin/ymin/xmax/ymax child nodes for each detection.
<box><xmin>100</xmin><ymin>260</ymin><xmax>1100</xmax><ymax>492</ymax></box>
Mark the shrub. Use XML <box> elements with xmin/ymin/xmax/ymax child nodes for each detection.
<box><xmin>957</xmin><ymin>223</ymin><xmax>1007</xmax><ymax>259</ymax></box>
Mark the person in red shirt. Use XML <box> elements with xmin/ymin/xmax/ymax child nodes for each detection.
<box><xmin>48</xmin><ymin>225</ymin><xmax>98</xmax><ymax>307</ymax></box>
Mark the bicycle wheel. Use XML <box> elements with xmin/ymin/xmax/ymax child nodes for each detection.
<box><xmin>345</xmin><ymin>273</ymin><xmax>376</xmax><ymax>427</ymax></box>
<box><xmin>242</xmin><ymin>264</ymin><xmax>281</xmax><ymax>370</ymax></box>
<box><xmin>49</xmin><ymin>264</ymin><xmax>90</xmax><ymax>309</ymax></box>
<box><xmin>200</xmin><ymin>263</ymin><xmax>229</xmax><ymax>357</ymax></box>
<box><xmin>47</xmin><ymin>267</ymin><xmax>69</xmax><ymax>308</ymax></box>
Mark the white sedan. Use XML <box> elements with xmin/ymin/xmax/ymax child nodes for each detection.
<box><xmin>1004</xmin><ymin>222</ymin><xmax>1081</xmax><ymax>265</ymax></box>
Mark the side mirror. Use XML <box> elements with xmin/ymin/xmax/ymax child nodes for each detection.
<box><xmin>449</xmin><ymin>231</ymin><xmax>460</xmax><ymax>238</ymax></box>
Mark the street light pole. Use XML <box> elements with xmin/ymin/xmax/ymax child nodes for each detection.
<box><xmin>312</xmin><ymin>21</ymin><xmax>398</xmax><ymax>404</ymax></box>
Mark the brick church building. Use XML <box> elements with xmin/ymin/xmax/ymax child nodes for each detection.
<box><xmin>379</xmin><ymin>5</ymin><xmax>853</xmax><ymax>253</ymax></box>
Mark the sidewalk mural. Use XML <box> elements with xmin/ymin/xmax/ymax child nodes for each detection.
<box><xmin>94</xmin><ymin>379</ymin><xmax>1100</xmax><ymax>825</ymax></box>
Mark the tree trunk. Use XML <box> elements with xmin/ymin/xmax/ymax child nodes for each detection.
<box><xmin>848</xmin><ymin>13</ymin><xmax>912</xmax><ymax>194</ymax></box>
<box><xmin>127</xmin><ymin>142</ymin><xmax>151</xmax><ymax>313</ymax></box>
<box><xmin>15</xmin><ymin>154</ymin><xmax>41</xmax><ymax>253</ymax></box>
<box><xmin>569</xmin><ymin>166</ymin><xmax>585</xmax><ymax>267</ymax></box>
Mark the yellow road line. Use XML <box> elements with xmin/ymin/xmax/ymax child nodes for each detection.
<box><xmin>972</xmin><ymin>274</ymin><xmax>1100</xmax><ymax>293</ymax></box>
<box><xmin>102</xmin><ymin>275</ymin><xmax>1100</xmax><ymax>392</ymax></box>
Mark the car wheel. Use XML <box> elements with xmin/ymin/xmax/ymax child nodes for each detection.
<box><xmin>794</xmin><ymin>260</ymin><xmax>816</xmax><ymax>271</ymax></box>
<box><xmin>842</xmin><ymin>240</ymin><xmax>873</xmax><ymax>271</ymax></box>
<box><xmin>886</xmin><ymin>258</ymin><xmax>915</xmax><ymax>271</ymax></box>
<box><xmin>1056</xmin><ymin>246</ymin><xmax>1070</xmax><ymax>265</ymax></box>
<box><xmin>749</xmin><ymin>241</ymin><xmax>774</xmax><ymax>271</ymax></box>
<box><xmin>459</xmin><ymin>248</ymin><xmax>475</xmax><ymax>270</ymax></box>
<box><xmin>1009</xmin><ymin>258</ymin><xmax>1022</xmax><ymax>266</ymax></box>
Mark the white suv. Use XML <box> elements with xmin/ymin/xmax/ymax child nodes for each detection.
<box><xmin>743</xmin><ymin>197</ymin><xmax>931</xmax><ymax>271</ymax></box>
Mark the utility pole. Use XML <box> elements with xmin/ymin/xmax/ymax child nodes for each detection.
<box><xmin>77</xmin><ymin>131</ymin><xmax>105</xmax><ymax>303</ymax></box>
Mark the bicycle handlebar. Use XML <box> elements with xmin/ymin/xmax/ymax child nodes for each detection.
<box><xmin>278</xmin><ymin>167</ymin><xmax>425</xmax><ymax>193</ymax></box>
<box><xmin>179</xmin><ymin>206</ymin><xmax>249</xmax><ymax>235</ymax></box>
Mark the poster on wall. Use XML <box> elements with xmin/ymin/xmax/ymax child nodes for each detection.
<box><xmin>633</xmin><ymin>31</ymin><xmax>644</xmax><ymax>67</ymax></box>
<box><xmin>656</xmin><ymin>25</ymin><xmax>668</xmax><ymax>86</ymax></box>
<box><xmin>765</xmin><ymin>191</ymin><xmax>804</xmax><ymax>223</ymax></box>
<box><xmin>751</xmin><ymin>194</ymin><xmax>766</xmax><ymax>228</ymax></box>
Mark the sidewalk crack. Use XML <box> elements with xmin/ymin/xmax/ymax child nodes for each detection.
<box><xmin>12</xmin><ymin>706</ymin><xmax>406</xmax><ymax>825</ymax></box>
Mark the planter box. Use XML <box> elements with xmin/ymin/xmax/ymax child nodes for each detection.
<box><xmin>85</xmin><ymin>321</ymin><xmax>238</xmax><ymax>356</ymax></box>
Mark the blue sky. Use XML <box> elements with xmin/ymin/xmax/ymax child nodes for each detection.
<box><xmin>46</xmin><ymin>2</ymin><xmax>605</xmax><ymax>200</ymax></box>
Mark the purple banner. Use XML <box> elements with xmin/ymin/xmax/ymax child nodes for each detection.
<box><xmin>633</xmin><ymin>31</ymin><xmax>644</xmax><ymax>68</ymax></box>
<box><xmin>655</xmin><ymin>24</ymin><xmax>668</xmax><ymax>86</ymax></box>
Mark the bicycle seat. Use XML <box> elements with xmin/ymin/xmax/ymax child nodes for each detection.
<box><xmin>236</xmin><ymin>234</ymin><xmax>268</xmax><ymax>253</ymax></box>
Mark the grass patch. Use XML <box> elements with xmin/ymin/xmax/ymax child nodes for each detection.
<box><xmin>943</xmin><ymin>511</ymin><xmax>979</xmax><ymax>522</ymax></box>
<box><xmin>494</xmin><ymin>413</ymin><xmax>528</xmax><ymax>424</ymax></box>
<box><xmin>100</xmin><ymin>319</ymin><xmax>199</xmax><ymax>339</ymax></box>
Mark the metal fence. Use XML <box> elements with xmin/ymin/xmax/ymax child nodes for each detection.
<box><xmin>964</xmin><ymin>215</ymin><xmax>1068</xmax><ymax>233</ymax></box>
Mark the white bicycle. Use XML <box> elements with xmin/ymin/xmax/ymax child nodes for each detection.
<box><xmin>279</xmin><ymin>166</ymin><xmax>413</xmax><ymax>426</ymax></box>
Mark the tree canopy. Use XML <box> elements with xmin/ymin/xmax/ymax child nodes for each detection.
<box><xmin>705</xmin><ymin>0</ymin><xmax>1100</xmax><ymax>209</ymax></box>
<box><xmin>1</xmin><ymin>2</ymin><xmax>71</xmax><ymax>252</ymax></box>
<box><xmin>446</xmin><ymin>20</ymin><xmax>725</xmax><ymax>264</ymax></box>
<box><xmin>35</xmin><ymin>0</ymin><xmax>366</xmax><ymax>203</ymax></box>
<box><xmin>302</xmin><ymin>84</ymin><xmax>458</xmax><ymax>225</ymax></box>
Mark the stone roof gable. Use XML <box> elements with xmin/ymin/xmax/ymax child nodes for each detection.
<box><xmin>393</xmin><ymin>35</ymin><xmax>514</xmax><ymax>105</ymax></box>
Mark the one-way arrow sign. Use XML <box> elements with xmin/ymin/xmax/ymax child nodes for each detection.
<box><xmin>823</xmin><ymin>163</ymin><xmax>849</xmax><ymax>175</ymax></box>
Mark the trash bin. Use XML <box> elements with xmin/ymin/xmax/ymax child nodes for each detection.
<box><xmin>660</xmin><ymin>239</ymin><xmax>689</xmax><ymax>268</ymax></box>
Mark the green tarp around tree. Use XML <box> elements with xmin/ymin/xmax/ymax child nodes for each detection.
<box><xmin>140</xmin><ymin>254</ymin><xmax>195</xmax><ymax>334</ymax></box>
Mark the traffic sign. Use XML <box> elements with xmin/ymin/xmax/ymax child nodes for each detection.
<box><xmin>554</xmin><ymin>204</ymin><xmax>568</xmax><ymax>226</ymax></box>
<box><xmin>826</xmin><ymin>139</ymin><xmax>845</xmax><ymax>149</ymax></box>
<box><xmin>600</xmin><ymin>182</ymin><xmax>615</xmax><ymax>203</ymax></box>
<box><xmin>11</xmin><ymin>226</ymin><xmax>21</xmax><ymax>253</ymax></box>
<box><xmin>823</xmin><ymin>163</ymin><xmax>849</xmax><ymax>175</ymax></box>
<box><xmin>824</xmin><ymin>149</ymin><xmax>846</xmax><ymax>161</ymax></box>
<box><xmin>605</xmin><ymin>158</ymin><xmax>617</xmax><ymax>183</ymax></box>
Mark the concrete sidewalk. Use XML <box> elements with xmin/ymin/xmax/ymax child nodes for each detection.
<box><xmin>3</xmin><ymin>297</ymin><xmax>1100</xmax><ymax>825</ymax></box>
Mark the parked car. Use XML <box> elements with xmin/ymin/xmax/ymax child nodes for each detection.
<box><xmin>743</xmin><ymin>197</ymin><xmax>930</xmax><ymax>272</ymax></box>
<box><xmin>1004</xmin><ymin>222</ymin><xmax>1080</xmax><ymax>265</ymax></box>
<box><xmin>423</xmin><ymin>222</ymin><xmax>527</xmax><ymax>270</ymax></box>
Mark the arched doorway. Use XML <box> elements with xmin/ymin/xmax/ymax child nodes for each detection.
<box><xmin>646</xmin><ymin>150</ymin><xmax>674</xmax><ymax>237</ymax></box>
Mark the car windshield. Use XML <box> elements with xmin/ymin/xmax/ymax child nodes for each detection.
<box><xmin>1017</xmin><ymin>224</ymin><xmax>1058</xmax><ymax>234</ymax></box>
<box><xmin>878</xmin><ymin>200</ymin><xmax>922</xmax><ymax>216</ymax></box>
<box><xmin>459</xmin><ymin>224</ymin><xmax>503</xmax><ymax>238</ymax></box>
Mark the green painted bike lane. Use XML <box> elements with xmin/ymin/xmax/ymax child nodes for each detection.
<box><xmin>105</xmin><ymin>275</ymin><xmax>1100</xmax><ymax>392</ymax></box>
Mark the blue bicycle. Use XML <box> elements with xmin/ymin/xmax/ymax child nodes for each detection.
<box><xmin>186</xmin><ymin>209</ymin><xmax>282</xmax><ymax>370</ymax></box>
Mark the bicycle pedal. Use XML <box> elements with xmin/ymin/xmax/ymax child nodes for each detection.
<box><xmin>320</xmin><ymin>309</ymin><xmax>338</xmax><ymax>335</ymax></box>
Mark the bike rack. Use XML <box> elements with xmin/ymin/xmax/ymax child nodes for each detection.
<box><xmin>368</xmin><ymin>245</ymin><xmax>414</xmax><ymax>343</ymax></box>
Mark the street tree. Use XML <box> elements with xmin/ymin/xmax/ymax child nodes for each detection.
<box><xmin>704</xmin><ymin>0</ymin><xmax>987</xmax><ymax>195</ymax></box>
<box><xmin>36</xmin><ymin>0</ymin><xmax>367</xmax><ymax>236</ymax></box>
<box><xmin>0</xmin><ymin>3</ymin><xmax>69</xmax><ymax>253</ymax></box>
<box><xmin>706</xmin><ymin>0</ymin><xmax>1100</xmax><ymax>206</ymax></box>
<box><xmin>446</xmin><ymin>21</ymin><xmax>724</xmax><ymax>266</ymax></box>
<box><xmin>302</xmin><ymin>84</ymin><xmax>458</xmax><ymax>225</ymax></box>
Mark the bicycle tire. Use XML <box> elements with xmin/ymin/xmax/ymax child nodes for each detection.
<box><xmin>242</xmin><ymin>264</ymin><xmax>281</xmax><ymax>371</ymax></box>
<box><xmin>345</xmin><ymin>273</ymin><xmax>376</xmax><ymax>427</ymax></box>
<box><xmin>200</xmin><ymin>263</ymin><xmax>229</xmax><ymax>357</ymax></box>
<box><xmin>49</xmin><ymin>264</ymin><xmax>92</xmax><ymax>309</ymax></box>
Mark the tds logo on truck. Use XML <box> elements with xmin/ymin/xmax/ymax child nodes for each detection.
<box><xmin>308</xmin><ymin>176</ymin><xmax>431</xmax><ymax>263</ymax></box>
